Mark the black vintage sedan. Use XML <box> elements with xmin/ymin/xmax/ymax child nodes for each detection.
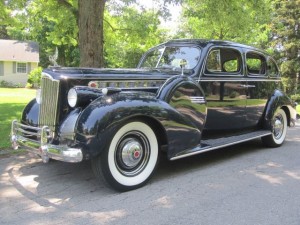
<box><xmin>11</xmin><ymin>39</ymin><xmax>297</xmax><ymax>191</ymax></box>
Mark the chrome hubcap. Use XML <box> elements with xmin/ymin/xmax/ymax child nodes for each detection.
<box><xmin>273</xmin><ymin>114</ymin><xmax>284</xmax><ymax>139</ymax></box>
<box><xmin>121</xmin><ymin>139</ymin><xmax>143</xmax><ymax>168</ymax></box>
<box><xmin>115</xmin><ymin>131</ymin><xmax>150</xmax><ymax>177</ymax></box>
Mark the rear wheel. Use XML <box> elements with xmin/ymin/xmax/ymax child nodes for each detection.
<box><xmin>262</xmin><ymin>108</ymin><xmax>287</xmax><ymax>147</ymax></box>
<box><xmin>92</xmin><ymin>121</ymin><xmax>158</xmax><ymax>191</ymax></box>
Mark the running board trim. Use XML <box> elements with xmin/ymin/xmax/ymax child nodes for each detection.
<box><xmin>170</xmin><ymin>130</ymin><xmax>271</xmax><ymax>161</ymax></box>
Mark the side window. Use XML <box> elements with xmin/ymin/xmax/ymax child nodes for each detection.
<box><xmin>206</xmin><ymin>48</ymin><xmax>242</xmax><ymax>75</ymax></box>
<box><xmin>141</xmin><ymin>48</ymin><xmax>164</xmax><ymax>68</ymax></box>
<box><xmin>207</xmin><ymin>49</ymin><xmax>221</xmax><ymax>72</ymax></box>
<box><xmin>246</xmin><ymin>52</ymin><xmax>266</xmax><ymax>76</ymax></box>
<box><xmin>267</xmin><ymin>57</ymin><xmax>279</xmax><ymax>77</ymax></box>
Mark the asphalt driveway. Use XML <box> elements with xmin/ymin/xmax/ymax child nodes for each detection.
<box><xmin>1</xmin><ymin>122</ymin><xmax>300</xmax><ymax>225</ymax></box>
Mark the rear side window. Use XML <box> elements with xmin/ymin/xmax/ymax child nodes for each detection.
<box><xmin>205</xmin><ymin>48</ymin><xmax>242</xmax><ymax>75</ymax></box>
<box><xmin>267</xmin><ymin>57</ymin><xmax>279</xmax><ymax>77</ymax></box>
<box><xmin>246</xmin><ymin>52</ymin><xmax>266</xmax><ymax>76</ymax></box>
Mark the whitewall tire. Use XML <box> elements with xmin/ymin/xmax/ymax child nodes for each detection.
<box><xmin>92</xmin><ymin>121</ymin><xmax>158</xmax><ymax>191</ymax></box>
<box><xmin>262</xmin><ymin>109</ymin><xmax>287</xmax><ymax>147</ymax></box>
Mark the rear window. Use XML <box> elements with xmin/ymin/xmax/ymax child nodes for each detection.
<box><xmin>246</xmin><ymin>52</ymin><xmax>266</xmax><ymax>76</ymax></box>
<box><xmin>267</xmin><ymin>57</ymin><xmax>279</xmax><ymax>77</ymax></box>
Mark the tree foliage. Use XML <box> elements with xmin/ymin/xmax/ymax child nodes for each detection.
<box><xmin>269</xmin><ymin>0</ymin><xmax>300</xmax><ymax>94</ymax></box>
<box><xmin>3</xmin><ymin>0</ymin><xmax>171</xmax><ymax>68</ymax></box>
<box><xmin>104</xmin><ymin>7</ymin><xmax>167</xmax><ymax>67</ymax></box>
<box><xmin>178</xmin><ymin>0</ymin><xmax>272</xmax><ymax>46</ymax></box>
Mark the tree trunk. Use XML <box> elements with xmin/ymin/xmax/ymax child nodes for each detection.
<box><xmin>78</xmin><ymin>0</ymin><xmax>105</xmax><ymax>68</ymax></box>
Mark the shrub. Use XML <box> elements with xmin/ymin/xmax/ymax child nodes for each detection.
<box><xmin>0</xmin><ymin>80</ymin><xmax>23</xmax><ymax>88</ymax></box>
<box><xmin>229</xmin><ymin>91</ymin><xmax>240</xmax><ymax>98</ymax></box>
<box><xmin>27</xmin><ymin>67</ymin><xmax>43</xmax><ymax>88</ymax></box>
<box><xmin>291</xmin><ymin>94</ymin><xmax>300</xmax><ymax>102</ymax></box>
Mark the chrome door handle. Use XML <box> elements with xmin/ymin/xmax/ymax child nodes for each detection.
<box><xmin>239</xmin><ymin>85</ymin><xmax>256</xmax><ymax>88</ymax></box>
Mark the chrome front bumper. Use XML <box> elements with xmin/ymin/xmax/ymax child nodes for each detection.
<box><xmin>11</xmin><ymin>120</ymin><xmax>83</xmax><ymax>163</ymax></box>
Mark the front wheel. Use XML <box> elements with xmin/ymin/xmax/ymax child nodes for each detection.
<box><xmin>262</xmin><ymin>108</ymin><xmax>287</xmax><ymax>147</ymax></box>
<box><xmin>92</xmin><ymin>121</ymin><xmax>158</xmax><ymax>191</ymax></box>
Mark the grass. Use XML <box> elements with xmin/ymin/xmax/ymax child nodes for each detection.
<box><xmin>0</xmin><ymin>88</ymin><xmax>36</xmax><ymax>150</ymax></box>
<box><xmin>297</xmin><ymin>105</ymin><xmax>300</xmax><ymax>114</ymax></box>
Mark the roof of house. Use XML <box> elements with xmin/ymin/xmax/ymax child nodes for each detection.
<box><xmin>0</xmin><ymin>39</ymin><xmax>39</xmax><ymax>62</ymax></box>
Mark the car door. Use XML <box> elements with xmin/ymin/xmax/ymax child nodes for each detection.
<box><xmin>244</xmin><ymin>51</ymin><xmax>279</xmax><ymax>128</ymax></box>
<box><xmin>200</xmin><ymin>47</ymin><xmax>248</xmax><ymax>138</ymax></box>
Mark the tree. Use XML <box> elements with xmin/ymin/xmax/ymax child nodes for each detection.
<box><xmin>4</xmin><ymin>0</ymin><xmax>107</xmax><ymax>67</ymax></box>
<box><xmin>3</xmin><ymin>0</ymin><xmax>179</xmax><ymax>68</ymax></box>
<box><xmin>78</xmin><ymin>0</ymin><xmax>105</xmax><ymax>67</ymax></box>
<box><xmin>0</xmin><ymin>0</ymin><xmax>14</xmax><ymax>39</ymax></box>
<box><xmin>178</xmin><ymin>0</ymin><xmax>272</xmax><ymax>46</ymax></box>
<box><xmin>6</xmin><ymin>0</ymin><xmax>79</xmax><ymax>67</ymax></box>
<box><xmin>104</xmin><ymin>7</ymin><xmax>167</xmax><ymax>67</ymax></box>
<box><xmin>270</xmin><ymin>0</ymin><xmax>300</xmax><ymax>95</ymax></box>
<box><xmin>53</xmin><ymin>0</ymin><xmax>181</xmax><ymax>67</ymax></box>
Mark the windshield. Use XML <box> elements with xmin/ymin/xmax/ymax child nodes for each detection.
<box><xmin>139</xmin><ymin>46</ymin><xmax>201</xmax><ymax>70</ymax></box>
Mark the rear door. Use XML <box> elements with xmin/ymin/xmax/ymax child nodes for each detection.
<box><xmin>245</xmin><ymin>51</ymin><xmax>280</xmax><ymax>128</ymax></box>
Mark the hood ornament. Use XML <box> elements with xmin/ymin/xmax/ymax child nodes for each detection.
<box><xmin>180</xmin><ymin>59</ymin><xmax>187</xmax><ymax>76</ymax></box>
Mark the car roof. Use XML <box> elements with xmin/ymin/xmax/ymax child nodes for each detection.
<box><xmin>161</xmin><ymin>39</ymin><xmax>268</xmax><ymax>55</ymax></box>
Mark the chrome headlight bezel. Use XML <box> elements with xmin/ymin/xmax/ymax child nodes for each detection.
<box><xmin>67</xmin><ymin>88</ymin><xmax>78</xmax><ymax>108</ymax></box>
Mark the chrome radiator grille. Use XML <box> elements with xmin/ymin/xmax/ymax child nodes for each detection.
<box><xmin>38</xmin><ymin>75</ymin><xmax>60</xmax><ymax>132</ymax></box>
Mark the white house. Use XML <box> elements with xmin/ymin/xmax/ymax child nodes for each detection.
<box><xmin>0</xmin><ymin>39</ymin><xmax>39</xmax><ymax>86</ymax></box>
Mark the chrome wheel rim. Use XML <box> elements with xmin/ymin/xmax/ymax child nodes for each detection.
<box><xmin>115</xmin><ymin>131</ymin><xmax>150</xmax><ymax>177</ymax></box>
<box><xmin>273</xmin><ymin>113</ymin><xmax>284</xmax><ymax>140</ymax></box>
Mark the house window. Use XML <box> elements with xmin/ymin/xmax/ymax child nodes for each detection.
<box><xmin>17</xmin><ymin>62</ymin><xmax>27</xmax><ymax>73</ymax></box>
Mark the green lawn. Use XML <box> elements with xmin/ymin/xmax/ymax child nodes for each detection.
<box><xmin>297</xmin><ymin>105</ymin><xmax>300</xmax><ymax>114</ymax></box>
<box><xmin>0</xmin><ymin>88</ymin><xmax>36</xmax><ymax>150</ymax></box>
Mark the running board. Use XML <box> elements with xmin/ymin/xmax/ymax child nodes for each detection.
<box><xmin>170</xmin><ymin>130</ymin><xmax>271</xmax><ymax>161</ymax></box>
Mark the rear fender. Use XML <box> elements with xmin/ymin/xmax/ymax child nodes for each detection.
<box><xmin>263</xmin><ymin>89</ymin><xmax>296</xmax><ymax>129</ymax></box>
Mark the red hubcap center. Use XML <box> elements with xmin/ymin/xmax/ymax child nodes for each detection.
<box><xmin>134</xmin><ymin>151</ymin><xmax>140</xmax><ymax>159</ymax></box>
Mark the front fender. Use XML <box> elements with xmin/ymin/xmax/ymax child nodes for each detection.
<box><xmin>21</xmin><ymin>99</ymin><xmax>39</xmax><ymax>126</ymax></box>
<box><xmin>75</xmin><ymin>91</ymin><xmax>201</xmax><ymax>158</ymax></box>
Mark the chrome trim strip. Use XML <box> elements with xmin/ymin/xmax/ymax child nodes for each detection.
<box><xmin>190</xmin><ymin>96</ymin><xmax>206</xmax><ymax>104</ymax></box>
<box><xmin>196</xmin><ymin>79</ymin><xmax>280</xmax><ymax>82</ymax></box>
<box><xmin>170</xmin><ymin>131</ymin><xmax>271</xmax><ymax>161</ymax></box>
<box><xmin>88</xmin><ymin>79</ymin><xmax>165</xmax><ymax>89</ymax></box>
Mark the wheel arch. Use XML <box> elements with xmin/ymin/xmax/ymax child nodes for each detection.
<box><xmin>281</xmin><ymin>105</ymin><xmax>291</xmax><ymax>127</ymax></box>
<box><xmin>263</xmin><ymin>89</ymin><xmax>296</xmax><ymax>129</ymax></box>
<box><xmin>126</xmin><ymin>115</ymin><xmax>168</xmax><ymax>152</ymax></box>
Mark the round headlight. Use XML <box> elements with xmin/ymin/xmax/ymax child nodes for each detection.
<box><xmin>68</xmin><ymin>88</ymin><xmax>78</xmax><ymax>108</ymax></box>
<box><xmin>36</xmin><ymin>89</ymin><xmax>41</xmax><ymax>104</ymax></box>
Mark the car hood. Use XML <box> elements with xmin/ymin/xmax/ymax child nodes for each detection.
<box><xmin>42</xmin><ymin>67</ymin><xmax>192</xmax><ymax>80</ymax></box>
